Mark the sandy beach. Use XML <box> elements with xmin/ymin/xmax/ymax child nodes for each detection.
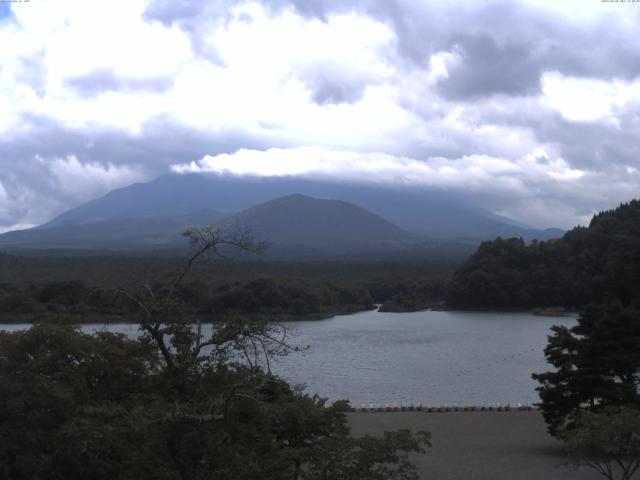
<box><xmin>348</xmin><ymin>411</ymin><xmax>603</xmax><ymax>480</ymax></box>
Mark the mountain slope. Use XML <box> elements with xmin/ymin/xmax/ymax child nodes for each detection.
<box><xmin>40</xmin><ymin>173</ymin><xmax>562</xmax><ymax>241</ymax></box>
<box><xmin>0</xmin><ymin>195</ymin><xmax>420</xmax><ymax>256</ymax></box>
<box><xmin>446</xmin><ymin>199</ymin><xmax>640</xmax><ymax>308</ymax></box>
<box><xmin>0</xmin><ymin>209</ymin><xmax>225</xmax><ymax>250</ymax></box>
<box><xmin>218</xmin><ymin>194</ymin><xmax>414</xmax><ymax>250</ymax></box>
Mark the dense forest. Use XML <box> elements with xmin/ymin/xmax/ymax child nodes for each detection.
<box><xmin>447</xmin><ymin>200</ymin><xmax>640</xmax><ymax>309</ymax></box>
<box><xmin>0</xmin><ymin>278</ymin><xmax>373</xmax><ymax>322</ymax></box>
<box><xmin>4</xmin><ymin>199</ymin><xmax>640</xmax><ymax>316</ymax></box>
<box><xmin>0</xmin><ymin>255</ymin><xmax>456</xmax><ymax>321</ymax></box>
<box><xmin>0</xmin><ymin>228</ymin><xmax>434</xmax><ymax>479</ymax></box>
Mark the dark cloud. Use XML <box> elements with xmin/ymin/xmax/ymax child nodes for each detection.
<box><xmin>64</xmin><ymin>69</ymin><xmax>173</xmax><ymax>97</ymax></box>
<box><xmin>538</xmin><ymin>115</ymin><xmax>640</xmax><ymax>171</ymax></box>
<box><xmin>0</xmin><ymin>114</ymin><xmax>279</xmax><ymax>229</ymax></box>
<box><xmin>144</xmin><ymin>0</ymin><xmax>640</xmax><ymax>90</ymax></box>
<box><xmin>436</xmin><ymin>34</ymin><xmax>542</xmax><ymax>99</ymax></box>
<box><xmin>546</xmin><ymin>21</ymin><xmax>640</xmax><ymax>82</ymax></box>
<box><xmin>304</xmin><ymin>68</ymin><xmax>369</xmax><ymax>106</ymax></box>
<box><xmin>1</xmin><ymin>114</ymin><xmax>275</xmax><ymax>172</ymax></box>
<box><xmin>311</xmin><ymin>78</ymin><xmax>364</xmax><ymax>105</ymax></box>
<box><xmin>263</xmin><ymin>1</ymin><xmax>640</xmax><ymax>96</ymax></box>
<box><xmin>143</xmin><ymin>0</ymin><xmax>234</xmax><ymax>64</ymax></box>
<box><xmin>476</xmin><ymin>97</ymin><xmax>640</xmax><ymax>171</ymax></box>
<box><xmin>260</xmin><ymin>0</ymin><xmax>433</xmax><ymax>62</ymax></box>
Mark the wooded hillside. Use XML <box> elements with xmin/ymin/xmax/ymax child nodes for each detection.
<box><xmin>447</xmin><ymin>200</ymin><xmax>640</xmax><ymax>309</ymax></box>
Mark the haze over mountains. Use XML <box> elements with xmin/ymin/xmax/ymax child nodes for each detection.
<box><xmin>0</xmin><ymin>173</ymin><xmax>564</xmax><ymax>258</ymax></box>
<box><xmin>222</xmin><ymin>194</ymin><xmax>412</xmax><ymax>243</ymax></box>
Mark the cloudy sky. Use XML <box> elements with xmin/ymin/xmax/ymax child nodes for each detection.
<box><xmin>1</xmin><ymin>0</ymin><xmax>640</xmax><ymax>232</ymax></box>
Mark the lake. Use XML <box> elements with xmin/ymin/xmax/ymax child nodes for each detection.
<box><xmin>1</xmin><ymin>309</ymin><xmax>576</xmax><ymax>406</ymax></box>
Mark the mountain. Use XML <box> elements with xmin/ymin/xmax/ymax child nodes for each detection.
<box><xmin>218</xmin><ymin>194</ymin><xmax>414</xmax><ymax>254</ymax></box>
<box><xmin>40</xmin><ymin>173</ymin><xmax>562</xmax><ymax>241</ymax></box>
<box><xmin>0</xmin><ymin>173</ymin><xmax>565</xmax><ymax>257</ymax></box>
<box><xmin>0</xmin><ymin>209</ymin><xmax>225</xmax><ymax>250</ymax></box>
<box><xmin>0</xmin><ymin>191</ymin><xmax>481</xmax><ymax>259</ymax></box>
<box><xmin>446</xmin><ymin>199</ymin><xmax>640</xmax><ymax>308</ymax></box>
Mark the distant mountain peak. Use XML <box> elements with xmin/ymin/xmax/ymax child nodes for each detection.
<box><xmin>217</xmin><ymin>194</ymin><xmax>413</xmax><ymax>249</ymax></box>
<box><xmin>0</xmin><ymin>173</ymin><xmax>564</xmax><ymax>256</ymax></box>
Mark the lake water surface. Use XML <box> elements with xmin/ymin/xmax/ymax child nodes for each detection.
<box><xmin>1</xmin><ymin>309</ymin><xmax>576</xmax><ymax>406</ymax></box>
<box><xmin>274</xmin><ymin>309</ymin><xmax>577</xmax><ymax>406</ymax></box>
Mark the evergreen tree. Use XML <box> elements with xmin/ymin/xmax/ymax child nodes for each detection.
<box><xmin>533</xmin><ymin>300</ymin><xmax>640</xmax><ymax>435</ymax></box>
<box><xmin>448</xmin><ymin>199</ymin><xmax>640</xmax><ymax>309</ymax></box>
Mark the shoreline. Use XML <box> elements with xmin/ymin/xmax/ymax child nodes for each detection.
<box><xmin>0</xmin><ymin>306</ymin><xmax>375</xmax><ymax>325</ymax></box>
<box><xmin>348</xmin><ymin>403</ymin><xmax>534</xmax><ymax>412</ymax></box>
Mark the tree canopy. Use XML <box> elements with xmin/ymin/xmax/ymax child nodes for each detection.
<box><xmin>532</xmin><ymin>300</ymin><xmax>640</xmax><ymax>436</ymax></box>
<box><xmin>447</xmin><ymin>200</ymin><xmax>640</xmax><ymax>309</ymax></box>
<box><xmin>561</xmin><ymin>407</ymin><xmax>640</xmax><ymax>480</ymax></box>
<box><xmin>0</xmin><ymin>226</ymin><xmax>430</xmax><ymax>479</ymax></box>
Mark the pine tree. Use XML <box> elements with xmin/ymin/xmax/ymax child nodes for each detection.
<box><xmin>533</xmin><ymin>300</ymin><xmax>640</xmax><ymax>435</ymax></box>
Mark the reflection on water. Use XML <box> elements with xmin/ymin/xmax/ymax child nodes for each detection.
<box><xmin>1</xmin><ymin>309</ymin><xmax>576</xmax><ymax>406</ymax></box>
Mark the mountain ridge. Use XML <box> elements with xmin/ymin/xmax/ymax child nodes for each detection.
<box><xmin>39</xmin><ymin>173</ymin><xmax>563</xmax><ymax>241</ymax></box>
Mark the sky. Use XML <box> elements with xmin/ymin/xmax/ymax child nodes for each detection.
<box><xmin>1</xmin><ymin>0</ymin><xmax>640</xmax><ymax>232</ymax></box>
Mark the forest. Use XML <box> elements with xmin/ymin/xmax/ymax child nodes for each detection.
<box><xmin>2</xmin><ymin>201</ymin><xmax>640</xmax><ymax>478</ymax></box>
<box><xmin>0</xmin><ymin>254</ymin><xmax>455</xmax><ymax>322</ymax></box>
<box><xmin>447</xmin><ymin>200</ymin><xmax>640</xmax><ymax>309</ymax></box>
<box><xmin>2</xmin><ymin>199</ymin><xmax>640</xmax><ymax>320</ymax></box>
<box><xmin>0</xmin><ymin>228</ymin><xmax>433</xmax><ymax>480</ymax></box>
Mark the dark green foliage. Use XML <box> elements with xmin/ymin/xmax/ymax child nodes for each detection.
<box><xmin>532</xmin><ymin>301</ymin><xmax>640</xmax><ymax>436</ymax></box>
<box><xmin>0</xmin><ymin>278</ymin><xmax>374</xmax><ymax>322</ymax></box>
<box><xmin>0</xmin><ymin>323</ymin><xmax>429</xmax><ymax>480</ymax></box>
<box><xmin>0</xmin><ymin>229</ymin><xmax>430</xmax><ymax>479</ymax></box>
<box><xmin>560</xmin><ymin>407</ymin><xmax>640</xmax><ymax>480</ymax></box>
<box><xmin>0</xmin><ymin>257</ymin><xmax>454</xmax><ymax>322</ymax></box>
<box><xmin>205</xmin><ymin>278</ymin><xmax>374</xmax><ymax>318</ymax></box>
<box><xmin>0</xmin><ymin>324</ymin><xmax>159</xmax><ymax>479</ymax></box>
<box><xmin>447</xmin><ymin>200</ymin><xmax>640</xmax><ymax>308</ymax></box>
<box><xmin>374</xmin><ymin>281</ymin><xmax>446</xmax><ymax>312</ymax></box>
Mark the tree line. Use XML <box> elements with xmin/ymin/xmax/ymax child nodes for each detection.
<box><xmin>0</xmin><ymin>277</ymin><xmax>375</xmax><ymax>322</ymax></box>
<box><xmin>0</xmin><ymin>227</ymin><xmax>430</xmax><ymax>480</ymax></box>
<box><xmin>447</xmin><ymin>200</ymin><xmax>640</xmax><ymax>309</ymax></box>
<box><xmin>0</xmin><ymin>259</ymin><xmax>456</xmax><ymax>320</ymax></box>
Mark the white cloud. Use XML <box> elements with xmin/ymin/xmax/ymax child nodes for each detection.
<box><xmin>541</xmin><ymin>72</ymin><xmax>640</xmax><ymax>123</ymax></box>
<box><xmin>1</xmin><ymin>0</ymin><xmax>639</xmax><ymax>230</ymax></box>
<box><xmin>0</xmin><ymin>155</ymin><xmax>149</xmax><ymax>232</ymax></box>
<box><xmin>171</xmin><ymin>146</ymin><xmax>586</xmax><ymax>193</ymax></box>
<box><xmin>169</xmin><ymin>3</ymin><xmax>402</xmax><ymax>148</ymax></box>
<box><xmin>170</xmin><ymin>146</ymin><xmax>640</xmax><ymax>228</ymax></box>
<box><xmin>0</xmin><ymin>223</ymin><xmax>36</xmax><ymax>234</ymax></box>
<box><xmin>44</xmin><ymin>155</ymin><xmax>146</xmax><ymax>199</ymax></box>
<box><xmin>0</xmin><ymin>0</ymin><xmax>190</xmax><ymax>133</ymax></box>
<box><xmin>0</xmin><ymin>0</ymin><xmax>400</xmax><ymax>142</ymax></box>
